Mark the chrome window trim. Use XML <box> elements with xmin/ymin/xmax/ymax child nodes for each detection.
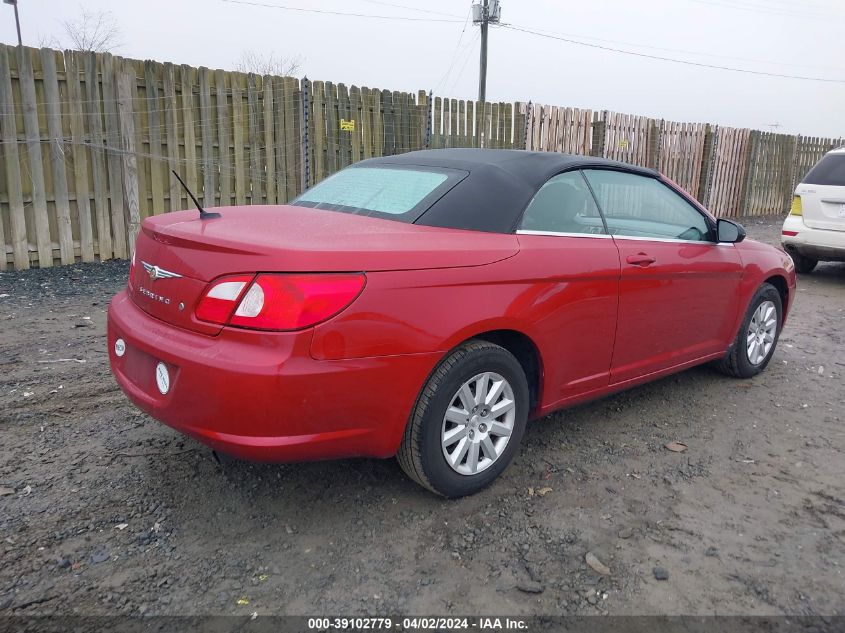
<box><xmin>611</xmin><ymin>234</ymin><xmax>735</xmax><ymax>247</ymax></box>
<box><xmin>611</xmin><ymin>234</ymin><xmax>715</xmax><ymax>245</ymax></box>
<box><xmin>516</xmin><ymin>230</ymin><xmax>735</xmax><ymax>247</ymax></box>
<box><xmin>516</xmin><ymin>229</ymin><xmax>612</xmax><ymax>239</ymax></box>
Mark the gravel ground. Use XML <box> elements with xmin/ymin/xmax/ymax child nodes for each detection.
<box><xmin>0</xmin><ymin>215</ymin><xmax>843</xmax><ymax>618</ymax></box>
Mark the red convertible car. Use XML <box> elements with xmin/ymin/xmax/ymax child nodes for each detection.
<box><xmin>108</xmin><ymin>149</ymin><xmax>796</xmax><ymax>497</ymax></box>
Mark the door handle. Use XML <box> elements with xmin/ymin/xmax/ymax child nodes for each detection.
<box><xmin>626</xmin><ymin>253</ymin><xmax>656</xmax><ymax>267</ymax></box>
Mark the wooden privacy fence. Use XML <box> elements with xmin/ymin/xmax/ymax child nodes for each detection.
<box><xmin>428</xmin><ymin>97</ymin><xmax>523</xmax><ymax>150</ymax></box>
<box><xmin>0</xmin><ymin>44</ymin><xmax>843</xmax><ymax>270</ymax></box>
<box><xmin>525</xmin><ymin>105</ymin><xmax>842</xmax><ymax>218</ymax></box>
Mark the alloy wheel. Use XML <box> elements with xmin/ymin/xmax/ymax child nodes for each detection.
<box><xmin>441</xmin><ymin>372</ymin><xmax>516</xmax><ymax>476</ymax></box>
<box><xmin>746</xmin><ymin>300</ymin><xmax>778</xmax><ymax>365</ymax></box>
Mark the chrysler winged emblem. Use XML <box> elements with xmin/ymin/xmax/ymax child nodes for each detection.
<box><xmin>142</xmin><ymin>261</ymin><xmax>182</xmax><ymax>282</ymax></box>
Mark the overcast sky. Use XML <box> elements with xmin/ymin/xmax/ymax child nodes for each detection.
<box><xmin>2</xmin><ymin>0</ymin><xmax>844</xmax><ymax>137</ymax></box>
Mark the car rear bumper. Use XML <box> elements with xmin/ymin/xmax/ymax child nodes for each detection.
<box><xmin>781</xmin><ymin>215</ymin><xmax>845</xmax><ymax>261</ymax></box>
<box><xmin>107</xmin><ymin>291</ymin><xmax>439</xmax><ymax>462</ymax></box>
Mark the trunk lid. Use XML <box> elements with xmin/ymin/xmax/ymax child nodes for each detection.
<box><xmin>797</xmin><ymin>151</ymin><xmax>845</xmax><ymax>232</ymax></box>
<box><xmin>129</xmin><ymin>230</ymin><xmax>227</xmax><ymax>335</ymax></box>
<box><xmin>130</xmin><ymin>204</ymin><xmax>519</xmax><ymax>334</ymax></box>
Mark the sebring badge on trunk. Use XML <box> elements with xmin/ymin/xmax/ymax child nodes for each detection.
<box><xmin>139</xmin><ymin>286</ymin><xmax>172</xmax><ymax>305</ymax></box>
<box><xmin>139</xmin><ymin>262</ymin><xmax>181</xmax><ymax>305</ymax></box>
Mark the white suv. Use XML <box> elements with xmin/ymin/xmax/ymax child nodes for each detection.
<box><xmin>782</xmin><ymin>147</ymin><xmax>845</xmax><ymax>273</ymax></box>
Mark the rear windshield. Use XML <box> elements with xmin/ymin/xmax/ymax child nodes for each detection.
<box><xmin>291</xmin><ymin>165</ymin><xmax>466</xmax><ymax>222</ymax></box>
<box><xmin>803</xmin><ymin>153</ymin><xmax>845</xmax><ymax>186</ymax></box>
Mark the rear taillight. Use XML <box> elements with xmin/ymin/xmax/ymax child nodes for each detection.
<box><xmin>790</xmin><ymin>195</ymin><xmax>803</xmax><ymax>216</ymax></box>
<box><xmin>195</xmin><ymin>274</ymin><xmax>254</xmax><ymax>324</ymax></box>
<box><xmin>195</xmin><ymin>273</ymin><xmax>365</xmax><ymax>331</ymax></box>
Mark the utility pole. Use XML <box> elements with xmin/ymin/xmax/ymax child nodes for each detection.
<box><xmin>472</xmin><ymin>0</ymin><xmax>501</xmax><ymax>147</ymax></box>
<box><xmin>478</xmin><ymin>0</ymin><xmax>489</xmax><ymax>104</ymax></box>
<box><xmin>3</xmin><ymin>0</ymin><xmax>22</xmax><ymax>46</ymax></box>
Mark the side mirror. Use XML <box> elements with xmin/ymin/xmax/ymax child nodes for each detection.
<box><xmin>717</xmin><ymin>218</ymin><xmax>746</xmax><ymax>243</ymax></box>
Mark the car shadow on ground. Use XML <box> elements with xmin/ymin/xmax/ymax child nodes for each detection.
<box><xmin>137</xmin><ymin>360</ymin><xmax>732</xmax><ymax>520</ymax></box>
<box><xmin>799</xmin><ymin>262</ymin><xmax>845</xmax><ymax>284</ymax></box>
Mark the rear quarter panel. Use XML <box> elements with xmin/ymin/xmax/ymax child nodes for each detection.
<box><xmin>310</xmin><ymin>236</ymin><xmax>621</xmax><ymax>410</ymax></box>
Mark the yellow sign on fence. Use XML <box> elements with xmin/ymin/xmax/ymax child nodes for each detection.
<box><xmin>340</xmin><ymin>119</ymin><xmax>355</xmax><ymax>132</ymax></box>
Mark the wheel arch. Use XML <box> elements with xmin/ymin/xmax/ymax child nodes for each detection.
<box><xmin>444</xmin><ymin>328</ymin><xmax>544</xmax><ymax>417</ymax></box>
<box><xmin>763</xmin><ymin>274</ymin><xmax>790</xmax><ymax>322</ymax></box>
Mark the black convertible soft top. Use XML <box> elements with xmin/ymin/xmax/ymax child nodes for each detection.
<box><xmin>355</xmin><ymin>149</ymin><xmax>659</xmax><ymax>233</ymax></box>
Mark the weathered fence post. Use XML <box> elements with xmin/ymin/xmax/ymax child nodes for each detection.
<box><xmin>0</xmin><ymin>45</ymin><xmax>27</xmax><ymax>270</ymax></box>
<box><xmin>698</xmin><ymin>124</ymin><xmax>716</xmax><ymax>206</ymax></box>
<box><xmin>41</xmin><ymin>48</ymin><xmax>74</xmax><ymax>265</ymax></box>
<box><xmin>513</xmin><ymin>102</ymin><xmax>527</xmax><ymax>150</ymax></box>
<box><xmin>18</xmin><ymin>47</ymin><xmax>52</xmax><ymax>267</ymax></box>
<box><xmin>215</xmin><ymin>69</ymin><xmax>231</xmax><ymax>206</ymax></box>
<box><xmin>382</xmin><ymin>90</ymin><xmax>395</xmax><ymax>156</ymax></box>
<box><xmin>301</xmin><ymin>77</ymin><xmax>310</xmax><ymax>190</ymax></box>
<box><xmin>785</xmin><ymin>135</ymin><xmax>800</xmax><ymax>212</ymax></box>
<box><xmin>198</xmin><ymin>67</ymin><xmax>216</xmax><ymax>206</ymax></box>
<box><xmin>262</xmin><ymin>74</ymin><xmax>277</xmax><ymax>204</ymax></box>
<box><xmin>590</xmin><ymin>113</ymin><xmax>606</xmax><ymax>157</ymax></box>
<box><xmin>521</xmin><ymin>101</ymin><xmax>532</xmax><ymax>151</ymax></box>
<box><xmin>740</xmin><ymin>130</ymin><xmax>760</xmax><ymax>216</ymax></box>
<box><xmin>524</xmin><ymin>102</ymin><xmax>531</xmax><ymax>151</ymax></box>
<box><xmin>102</xmin><ymin>55</ymin><xmax>128</xmax><ymax>259</ymax></box>
<box><xmin>146</xmin><ymin>61</ymin><xmax>166</xmax><ymax>218</ymax></box>
<box><xmin>424</xmin><ymin>90</ymin><xmax>433</xmax><ymax>149</ymax></box>
<box><xmin>117</xmin><ymin>70</ymin><xmax>141</xmax><ymax>256</ymax></box>
<box><xmin>66</xmin><ymin>50</ymin><xmax>95</xmax><ymax>262</ymax></box>
<box><xmin>85</xmin><ymin>51</ymin><xmax>113</xmax><ymax>258</ymax></box>
<box><xmin>647</xmin><ymin>119</ymin><xmax>662</xmax><ymax>170</ymax></box>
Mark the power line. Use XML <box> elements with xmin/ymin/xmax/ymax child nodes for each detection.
<box><xmin>687</xmin><ymin>0</ymin><xmax>845</xmax><ymax>20</ymax></box>
<box><xmin>433</xmin><ymin>2</ymin><xmax>473</xmax><ymax>94</ymax></box>
<box><xmin>447</xmin><ymin>31</ymin><xmax>480</xmax><ymax>96</ymax></box>
<box><xmin>497</xmin><ymin>24</ymin><xmax>845</xmax><ymax>73</ymax></box>
<box><xmin>4</xmin><ymin>134</ymin><xmax>431</xmax><ymax>193</ymax></box>
<box><xmin>352</xmin><ymin>0</ymin><xmax>464</xmax><ymax>19</ymax></box>
<box><xmin>757</xmin><ymin>0</ymin><xmax>842</xmax><ymax>7</ymax></box>
<box><xmin>758</xmin><ymin>0</ymin><xmax>845</xmax><ymax>12</ymax></box>
<box><xmin>220</xmin><ymin>0</ymin><xmax>464</xmax><ymax>22</ymax></box>
<box><xmin>499</xmin><ymin>23</ymin><xmax>845</xmax><ymax>84</ymax></box>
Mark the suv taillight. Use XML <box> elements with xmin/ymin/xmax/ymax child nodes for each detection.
<box><xmin>195</xmin><ymin>273</ymin><xmax>365</xmax><ymax>331</ymax></box>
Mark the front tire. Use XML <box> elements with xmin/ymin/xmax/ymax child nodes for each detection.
<box><xmin>717</xmin><ymin>282</ymin><xmax>783</xmax><ymax>378</ymax></box>
<box><xmin>397</xmin><ymin>340</ymin><xmax>529</xmax><ymax>498</ymax></box>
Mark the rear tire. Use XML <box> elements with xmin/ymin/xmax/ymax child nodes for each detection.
<box><xmin>792</xmin><ymin>253</ymin><xmax>818</xmax><ymax>274</ymax></box>
<box><xmin>397</xmin><ymin>340</ymin><xmax>529</xmax><ymax>498</ymax></box>
<box><xmin>717</xmin><ymin>282</ymin><xmax>783</xmax><ymax>379</ymax></box>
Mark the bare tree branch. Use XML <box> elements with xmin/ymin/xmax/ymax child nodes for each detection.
<box><xmin>38</xmin><ymin>34</ymin><xmax>63</xmax><ymax>49</ymax></box>
<box><xmin>236</xmin><ymin>50</ymin><xmax>303</xmax><ymax>77</ymax></box>
<box><xmin>62</xmin><ymin>7</ymin><xmax>121</xmax><ymax>53</ymax></box>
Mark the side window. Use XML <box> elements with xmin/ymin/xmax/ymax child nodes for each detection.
<box><xmin>582</xmin><ymin>170</ymin><xmax>710</xmax><ymax>242</ymax></box>
<box><xmin>519</xmin><ymin>171</ymin><xmax>606</xmax><ymax>235</ymax></box>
